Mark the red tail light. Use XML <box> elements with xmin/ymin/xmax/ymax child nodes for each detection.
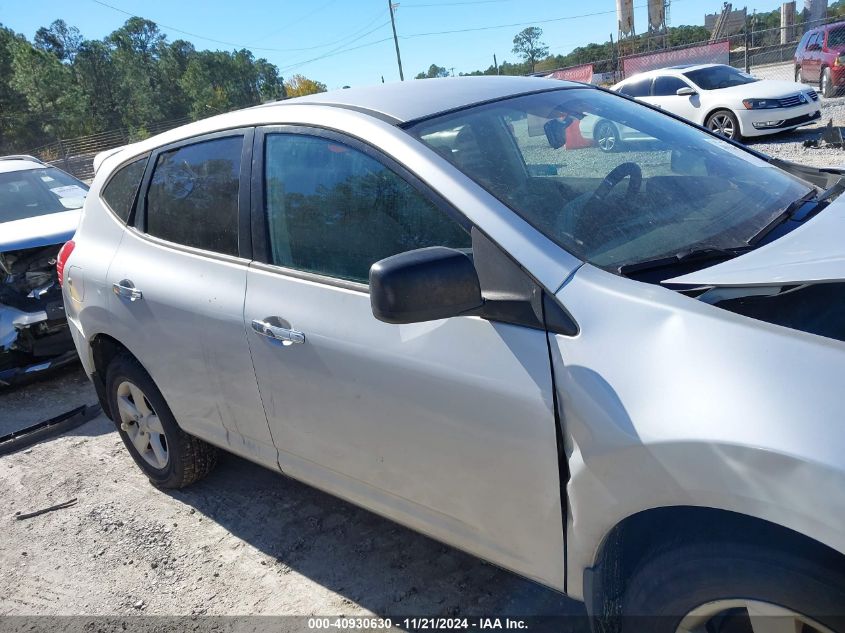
<box><xmin>56</xmin><ymin>240</ymin><xmax>75</xmax><ymax>287</ymax></box>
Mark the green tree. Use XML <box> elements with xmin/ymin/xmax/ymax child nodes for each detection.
<box><xmin>10</xmin><ymin>38</ymin><xmax>87</xmax><ymax>138</ymax></box>
<box><xmin>415</xmin><ymin>64</ymin><xmax>449</xmax><ymax>79</ymax></box>
<box><xmin>73</xmin><ymin>39</ymin><xmax>122</xmax><ymax>131</ymax></box>
<box><xmin>512</xmin><ymin>27</ymin><xmax>549</xmax><ymax>73</ymax></box>
<box><xmin>107</xmin><ymin>18</ymin><xmax>168</xmax><ymax>130</ymax></box>
<box><xmin>34</xmin><ymin>19</ymin><xmax>82</xmax><ymax>62</ymax></box>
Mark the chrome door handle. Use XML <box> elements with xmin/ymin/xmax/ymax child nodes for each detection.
<box><xmin>251</xmin><ymin>319</ymin><xmax>305</xmax><ymax>345</ymax></box>
<box><xmin>113</xmin><ymin>280</ymin><xmax>143</xmax><ymax>302</ymax></box>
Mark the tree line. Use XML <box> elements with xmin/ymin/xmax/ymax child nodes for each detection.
<box><xmin>0</xmin><ymin>18</ymin><xmax>327</xmax><ymax>155</ymax></box>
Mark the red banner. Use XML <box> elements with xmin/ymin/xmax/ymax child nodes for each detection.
<box><xmin>623</xmin><ymin>40</ymin><xmax>730</xmax><ymax>77</ymax></box>
<box><xmin>546</xmin><ymin>63</ymin><xmax>594</xmax><ymax>84</ymax></box>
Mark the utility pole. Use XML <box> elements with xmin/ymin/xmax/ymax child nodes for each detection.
<box><xmin>388</xmin><ymin>1</ymin><xmax>405</xmax><ymax>81</ymax></box>
<box><xmin>493</xmin><ymin>53</ymin><xmax>499</xmax><ymax>75</ymax></box>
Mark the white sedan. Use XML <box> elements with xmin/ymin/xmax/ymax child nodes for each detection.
<box><xmin>611</xmin><ymin>63</ymin><xmax>821</xmax><ymax>141</ymax></box>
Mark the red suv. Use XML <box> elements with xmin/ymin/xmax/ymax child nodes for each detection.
<box><xmin>795</xmin><ymin>21</ymin><xmax>845</xmax><ymax>97</ymax></box>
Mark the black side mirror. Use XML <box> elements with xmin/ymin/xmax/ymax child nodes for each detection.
<box><xmin>370</xmin><ymin>247</ymin><xmax>483</xmax><ymax>324</ymax></box>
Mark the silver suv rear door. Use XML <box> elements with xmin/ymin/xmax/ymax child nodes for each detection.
<box><xmin>106</xmin><ymin>129</ymin><xmax>277</xmax><ymax>468</ymax></box>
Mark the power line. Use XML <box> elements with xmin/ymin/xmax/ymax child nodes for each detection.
<box><xmin>276</xmin><ymin>21</ymin><xmax>394</xmax><ymax>74</ymax></box>
<box><xmin>249</xmin><ymin>0</ymin><xmax>341</xmax><ymax>44</ymax></box>
<box><xmin>402</xmin><ymin>0</ymin><xmax>519</xmax><ymax>7</ymax></box>
<box><xmin>399</xmin><ymin>0</ymin><xmax>687</xmax><ymax>39</ymax></box>
<box><xmin>89</xmin><ymin>0</ymin><xmax>386</xmax><ymax>54</ymax></box>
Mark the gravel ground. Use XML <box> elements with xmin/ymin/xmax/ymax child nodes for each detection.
<box><xmin>744</xmin><ymin>95</ymin><xmax>845</xmax><ymax>167</ymax></box>
<box><xmin>0</xmin><ymin>364</ymin><xmax>585</xmax><ymax>628</ymax></box>
<box><xmin>1</xmin><ymin>95</ymin><xmax>843</xmax><ymax>627</ymax></box>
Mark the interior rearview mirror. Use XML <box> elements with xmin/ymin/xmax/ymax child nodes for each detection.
<box><xmin>544</xmin><ymin>118</ymin><xmax>568</xmax><ymax>149</ymax></box>
<box><xmin>670</xmin><ymin>149</ymin><xmax>708</xmax><ymax>176</ymax></box>
<box><xmin>676</xmin><ymin>86</ymin><xmax>697</xmax><ymax>96</ymax></box>
<box><xmin>369</xmin><ymin>247</ymin><xmax>483</xmax><ymax>324</ymax></box>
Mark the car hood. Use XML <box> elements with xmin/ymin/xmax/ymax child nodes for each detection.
<box><xmin>707</xmin><ymin>79</ymin><xmax>813</xmax><ymax>99</ymax></box>
<box><xmin>664</xmin><ymin>195</ymin><xmax>845</xmax><ymax>287</ymax></box>
<box><xmin>0</xmin><ymin>209</ymin><xmax>81</xmax><ymax>253</ymax></box>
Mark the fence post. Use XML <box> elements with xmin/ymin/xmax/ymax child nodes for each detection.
<box><xmin>744</xmin><ymin>29</ymin><xmax>751</xmax><ymax>73</ymax></box>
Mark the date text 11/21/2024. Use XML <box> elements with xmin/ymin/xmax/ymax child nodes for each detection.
<box><xmin>307</xmin><ymin>618</ymin><xmax>530</xmax><ymax>630</ymax></box>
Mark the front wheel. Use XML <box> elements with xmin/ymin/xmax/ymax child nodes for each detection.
<box><xmin>614</xmin><ymin>539</ymin><xmax>845</xmax><ymax>633</ymax></box>
<box><xmin>821</xmin><ymin>67</ymin><xmax>835</xmax><ymax>98</ymax></box>
<box><xmin>105</xmin><ymin>354</ymin><xmax>218</xmax><ymax>488</ymax></box>
<box><xmin>594</xmin><ymin>120</ymin><xmax>621</xmax><ymax>153</ymax></box>
<box><xmin>705</xmin><ymin>109</ymin><xmax>741</xmax><ymax>141</ymax></box>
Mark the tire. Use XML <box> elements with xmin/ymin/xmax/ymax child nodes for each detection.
<box><xmin>612</xmin><ymin>539</ymin><xmax>845</xmax><ymax>633</ymax></box>
<box><xmin>105</xmin><ymin>353</ymin><xmax>218</xmax><ymax>488</ymax></box>
<box><xmin>594</xmin><ymin>120</ymin><xmax>621</xmax><ymax>153</ymax></box>
<box><xmin>821</xmin><ymin>67</ymin><xmax>835</xmax><ymax>98</ymax></box>
<box><xmin>705</xmin><ymin>109</ymin><xmax>741</xmax><ymax>141</ymax></box>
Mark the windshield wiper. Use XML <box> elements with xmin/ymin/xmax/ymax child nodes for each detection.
<box><xmin>619</xmin><ymin>246</ymin><xmax>751</xmax><ymax>277</ymax></box>
<box><xmin>748</xmin><ymin>187</ymin><xmax>820</xmax><ymax>245</ymax></box>
<box><xmin>748</xmin><ymin>177</ymin><xmax>845</xmax><ymax>246</ymax></box>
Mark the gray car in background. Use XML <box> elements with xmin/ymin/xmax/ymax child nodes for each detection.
<box><xmin>61</xmin><ymin>77</ymin><xmax>845</xmax><ymax>632</ymax></box>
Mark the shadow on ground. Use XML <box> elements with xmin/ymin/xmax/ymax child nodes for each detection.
<box><xmin>164</xmin><ymin>450</ymin><xmax>588</xmax><ymax>629</ymax></box>
<box><xmin>0</xmin><ymin>364</ymin><xmax>102</xmax><ymax>434</ymax></box>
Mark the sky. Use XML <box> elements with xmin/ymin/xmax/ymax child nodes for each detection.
<box><xmin>1</xmin><ymin>0</ymin><xmax>790</xmax><ymax>88</ymax></box>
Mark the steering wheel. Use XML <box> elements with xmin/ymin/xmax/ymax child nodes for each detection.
<box><xmin>589</xmin><ymin>161</ymin><xmax>642</xmax><ymax>203</ymax></box>
<box><xmin>567</xmin><ymin>162</ymin><xmax>643</xmax><ymax>242</ymax></box>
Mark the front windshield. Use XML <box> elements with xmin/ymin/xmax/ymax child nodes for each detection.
<box><xmin>0</xmin><ymin>166</ymin><xmax>89</xmax><ymax>222</ymax></box>
<box><xmin>683</xmin><ymin>65</ymin><xmax>758</xmax><ymax>90</ymax></box>
<box><xmin>408</xmin><ymin>87</ymin><xmax>810</xmax><ymax>272</ymax></box>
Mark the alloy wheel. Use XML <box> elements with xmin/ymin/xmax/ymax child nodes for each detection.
<box><xmin>708</xmin><ymin>113</ymin><xmax>735</xmax><ymax>139</ymax></box>
<box><xmin>596</xmin><ymin>123</ymin><xmax>617</xmax><ymax>151</ymax></box>
<box><xmin>116</xmin><ymin>380</ymin><xmax>169</xmax><ymax>469</ymax></box>
<box><xmin>676</xmin><ymin>598</ymin><xmax>835</xmax><ymax>633</ymax></box>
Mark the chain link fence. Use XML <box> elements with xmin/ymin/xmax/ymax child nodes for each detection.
<box><xmin>539</xmin><ymin>14</ymin><xmax>845</xmax><ymax>93</ymax></box>
<box><xmin>27</xmin><ymin>117</ymin><xmax>191</xmax><ymax>182</ymax></box>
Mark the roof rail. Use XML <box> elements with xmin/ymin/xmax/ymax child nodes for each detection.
<box><xmin>0</xmin><ymin>154</ymin><xmax>45</xmax><ymax>164</ymax></box>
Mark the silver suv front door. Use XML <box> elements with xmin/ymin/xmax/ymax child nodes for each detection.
<box><xmin>243</xmin><ymin>128</ymin><xmax>566</xmax><ymax>590</ymax></box>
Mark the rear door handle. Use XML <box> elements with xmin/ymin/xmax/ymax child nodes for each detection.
<box><xmin>113</xmin><ymin>280</ymin><xmax>143</xmax><ymax>302</ymax></box>
<box><xmin>251</xmin><ymin>319</ymin><xmax>305</xmax><ymax>345</ymax></box>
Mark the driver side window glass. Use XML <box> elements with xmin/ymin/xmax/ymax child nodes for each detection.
<box><xmin>145</xmin><ymin>136</ymin><xmax>242</xmax><ymax>256</ymax></box>
<box><xmin>263</xmin><ymin>134</ymin><xmax>470</xmax><ymax>284</ymax></box>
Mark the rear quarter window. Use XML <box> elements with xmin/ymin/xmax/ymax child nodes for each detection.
<box><xmin>144</xmin><ymin>136</ymin><xmax>242</xmax><ymax>257</ymax></box>
<box><xmin>101</xmin><ymin>157</ymin><xmax>147</xmax><ymax>223</ymax></box>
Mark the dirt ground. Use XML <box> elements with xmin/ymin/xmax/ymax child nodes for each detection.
<box><xmin>0</xmin><ymin>366</ymin><xmax>586</xmax><ymax>628</ymax></box>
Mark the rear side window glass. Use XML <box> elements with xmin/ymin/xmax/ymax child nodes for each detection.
<box><xmin>652</xmin><ymin>76</ymin><xmax>690</xmax><ymax>96</ymax></box>
<box><xmin>829</xmin><ymin>28</ymin><xmax>845</xmax><ymax>48</ymax></box>
<box><xmin>102</xmin><ymin>158</ymin><xmax>147</xmax><ymax>223</ymax></box>
<box><xmin>263</xmin><ymin>134</ymin><xmax>470</xmax><ymax>284</ymax></box>
<box><xmin>620</xmin><ymin>80</ymin><xmax>651</xmax><ymax>97</ymax></box>
<box><xmin>145</xmin><ymin>136</ymin><xmax>242</xmax><ymax>256</ymax></box>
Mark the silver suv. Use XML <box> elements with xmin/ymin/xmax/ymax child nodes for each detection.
<box><xmin>62</xmin><ymin>77</ymin><xmax>845</xmax><ymax>631</ymax></box>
